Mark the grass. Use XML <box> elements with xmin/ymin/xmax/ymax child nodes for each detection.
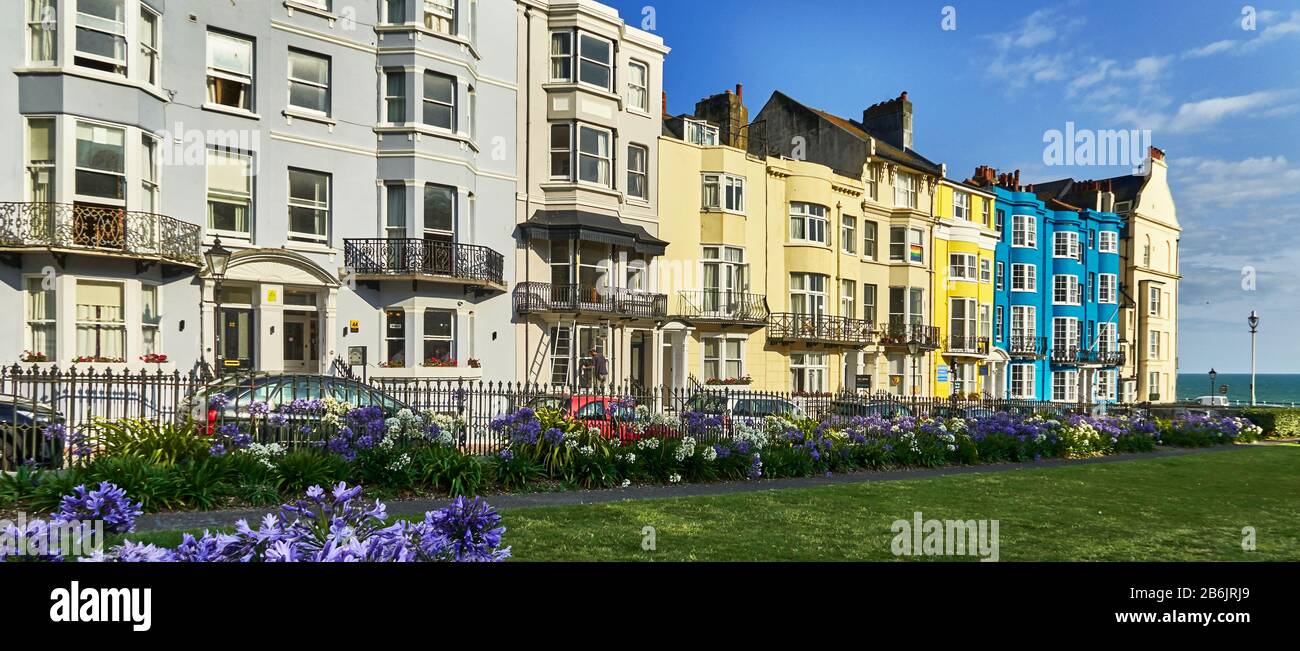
<box><xmin>117</xmin><ymin>446</ymin><xmax>1300</xmax><ymax>561</ymax></box>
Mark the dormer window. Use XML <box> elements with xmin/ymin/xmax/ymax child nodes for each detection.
<box><xmin>685</xmin><ymin>120</ymin><xmax>718</xmax><ymax>146</ymax></box>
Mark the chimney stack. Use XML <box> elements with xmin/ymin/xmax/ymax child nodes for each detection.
<box><xmin>662</xmin><ymin>91</ymin><xmax>668</xmax><ymax>117</ymax></box>
<box><xmin>694</xmin><ymin>85</ymin><xmax>750</xmax><ymax>149</ymax></box>
<box><xmin>860</xmin><ymin>91</ymin><xmax>913</xmax><ymax>150</ymax></box>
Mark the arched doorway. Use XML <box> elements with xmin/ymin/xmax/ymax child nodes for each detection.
<box><xmin>201</xmin><ymin>248</ymin><xmax>340</xmax><ymax>374</ymax></box>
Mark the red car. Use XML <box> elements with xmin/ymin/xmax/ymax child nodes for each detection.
<box><xmin>527</xmin><ymin>394</ymin><xmax>668</xmax><ymax>443</ymax></box>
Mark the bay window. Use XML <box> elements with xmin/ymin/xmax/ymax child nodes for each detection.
<box><xmin>423</xmin><ymin>309</ymin><xmax>455</xmax><ymax>363</ymax></box>
<box><xmin>1053</xmin><ymin>317</ymin><xmax>1080</xmax><ymax>353</ymax></box>
<box><xmin>384</xmin><ymin>0</ymin><xmax>406</xmax><ymax>24</ymax></box>
<box><xmin>549</xmin><ymin>123</ymin><xmax>571</xmax><ymax>180</ymax></box>
<box><xmin>1053</xmin><ymin>231</ymin><xmax>1080</xmax><ymax>259</ymax></box>
<box><xmin>1011</xmin><ymin>306</ymin><xmax>1036</xmax><ymax>341</ymax></box>
<box><xmin>577</xmin><ymin>125</ymin><xmax>612</xmax><ymax>186</ymax></box>
<box><xmin>422</xmin><ymin>71</ymin><xmax>456</xmax><ymax>130</ymax></box>
<box><xmin>27</xmin><ymin>118</ymin><xmax>56</xmax><ymax>203</ymax></box>
<box><xmin>949</xmin><ymin>253</ymin><xmax>976</xmax><ymax>281</ymax></box>
<box><xmin>385</xmin><ymin>183</ymin><xmax>406</xmax><ymax>240</ymax></box>
<box><xmin>953</xmin><ymin>191</ymin><xmax>969</xmax><ymax>220</ymax></box>
<box><xmin>75</xmin><ymin>0</ymin><xmax>127</xmax><ymax>75</ymax></box>
<box><xmin>423</xmin><ymin>0</ymin><xmax>455</xmax><ymax>35</ymax></box>
<box><xmin>1053</xmin><ymin>274</ymin><xmax>1081</xmax><ymax>304</ymax></box>
<box><xmin>139</xmin><ymin>6</ymin><xmax>159</xmax><ymax>85</ymax></box>
<box><xmin>702</xmin><ymin>174</ymin><xmax>744</xmax><ymax>212</ymax></box>
<box><xmin>789</xmin><ymin>273</ymin><xmax>826</xmax><ymax>316</ymax></box>
<box><xmin>1011</xmin><ymin>364</ymin><xmax>1035</xmax><ymax>399</ymax></box>
<box><xmin>385</xmin><ymin>309</ymin><xmax>405</xmax><ymax>366</ymax></box>
<box><xmin>1052</xmin><ymin>370</ymin><xmax>1079</xmax><ymax>402</ymax></box>
<box><xmin>1098</xmin><ymin>273</ymin><xmax>1117</xmax><ymax>303</ymax></box>
<box><xmin>74</xmin><ymin>121</ymin><xmax>125</xmax><ymax>202</ymax></box>
<box><xmin>862</xmin><ymin>221</ymin><xmax>877</xmax><ymax>260</ymax></box>
<box><xmin>1099</xmin><ymin>230</ymin><xmax>1118</xmax><ymax>253</ymax></box>
<box><xmin>789</xmin><ymin>202</ymin><xmax>828</xmax><ymax>244</ymax></box>
<box><xmin>141</xmin><ymin>283</ymin><xmax>160</xmax><ymax>355</ymax></box>
<box><xmin>549</xmin><ymin>32</ymin><xmax>572</xmax><ymax>81</ymax></box>
<box><xmin>288</xmin><ymin>169</ymin><xmax>330</xmax><ymax>242</ymax></box>
<box><xmin>140</xmin><ymin>134</ymin><xmax>158</xmax><ymax>212</ymax></box>
<box><xmin>385</xmin><ymin>70</ymin><xmax>406</xmax><ymax>123</ymax></box>
<box><xmin>76</xmin><ymin>280</ymin><xmax>125</xmax><ymax>360</ymax></box>
<box><xmin>28</xmin><ymin>0</ymin><xmax>58</xmax><ymax>64</ymax></box>
<box><xmin>1012</xmin><ymin>214</ymin><xmax>1036</xmax><ymax>247</ymax></box>
<box><xmin>790</xmin><ymin>353</ymin><xmax>827</xmax><ymax>394</ymax></box>
<box><xmin>26</xmin><ymin>278</ymin><xmax>57</xmax><ymax>360</ymax></box>
<box><xmin>1011</xmin><ymin>263</ymin><xmax>1036</xmax><ymax>291</ymax></box>
<box><xmin>578</xmin><ymin>33</ymin><xmax>613</xmax><ymax>91</ymax></box>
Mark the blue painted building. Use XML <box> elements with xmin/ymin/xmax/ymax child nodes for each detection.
<box><xmin>974</xmin><ymin>167</ymin><xmax>1123</xmax><ymax>403</ymax></box>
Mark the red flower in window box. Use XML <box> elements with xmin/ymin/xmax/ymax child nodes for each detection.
<box><xmin>422</xmin><ymin>357</ymin><xmax>458</xmax><ymax>368</ymax></box>
<box><xmin>139</xmin><ymin>353</ymin><xmax>169</xmax><ymax>364</ymax></box>
<box><xmin>20</xmin><ymin>350</ymin><xmax>48</xmax><ymax>363</ymax></box>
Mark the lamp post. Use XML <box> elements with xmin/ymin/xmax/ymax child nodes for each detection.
<box><xmin>205</xmin><ymin>238</ymin><xmax>232</xmax><ymax>377</ymax></box>
<box><xmin>907</xmin><ymin>339</ymin><xmax>921</xmax><ymax>399</ymax></box>
<box><xmin>1247</xmin><ymin>310</ymin><xmax>1260</xmax><ymax>406</ymax></box>
<box><xmin>1208</xmin><ymin>368</ymin><xmax>1217</xmax><ymax>399</ymax></box>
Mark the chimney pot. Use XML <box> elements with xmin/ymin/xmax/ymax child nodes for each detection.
<box><xmin>736</xmin><ymin>83</ymin><xmax>743</xmax><ymax>100</ymax></box>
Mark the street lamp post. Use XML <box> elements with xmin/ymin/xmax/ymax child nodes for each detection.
<box><xmin>907</xmin><ymin>339</ymin><xmax>921</xmax><ymax>400</ymax></box>
<box><xmin>1208</xmin><ymin>368</ymin><xmax>1217</xmax><ymax>400</ymax></box>
<box><xmin>1247</xmin><ymin>311</ymin><xmax>1260</xmax><ymax>406</ymax></box>
<box><xmin>205</xmin><ymin>238</ymin><xmax>232</xmax><ymax>378</ymax></box>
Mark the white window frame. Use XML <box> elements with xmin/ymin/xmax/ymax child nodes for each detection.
<box><xmin>949</xmin><ymin>253</ymin><xmax>977</xmax><ymax>281</ymax></box>
<box><xmin>577</xmin><ymin>32</ymin><xmax>614</xmax><ymax>92</ymax></box>
<box><xmin>1011</xmin><ymin>305</ymin><xmax>1036</xmax><ymax>340</ymax></box>
<box><xmin>141</xmin><ymin>282</ymin><xmax>161</xmax><ymax>356</ymax></box>
<box><xmin>287</xmin><ymin>168</ymin><xmax>331</xmax><ymax>243</ymax></box>
<box><xmin>577</xmin><ymin>124</ymin><xmax>613</xmax><ymax>187</ymax></box>
<box><xmin>789</xmin><ymin>273</ymin><xmax>827</xmax><ymax>316</ymax></box>
<box><xmin>684</xmin><ymin>119</ymin><xmax>719</xmax><ymax>146</ymax></box>
<box><xmin>384</xmin><ymin>69</ymin><xmax>406</xmax><ymax>123</ymax></box>
<box><xmin>25</xmin><ymin>276</ymin><xmax>57</xmax><ymax>361</ymax></box>
<box><xmin>1053</xmin><ymin>274</ymin><xmax>1081</xmax><ymax>305</ymax></box>
<box><xmin>980</xmin><ymin>258</ymin><xmax>992</xmax><ymax>284</ymax></box>
<box><xmin>1052</xmin><ymin>370</ymin><xmax>1079</xmax><ymax>402</ymax></box>
<box><xmin>422</xmin><ymin>308</ymin><xmax>456</xmax><ymax>364</ymax></box>
<box><xmin>953</xmin><ymin>191</ymin><xmax>969</xmax><ymax>220</ymax></box>
<box><xmin>423</xmin><ymin>0</ymin><xmax>456</xmax><ymax>36</ymax></box>
<box><xmin>790</xmin><ymin>352</ymin><xmax>828</xmax><ymax>394</ymax></box>
<box><xmin>549</xmin><ymin>31</ymin><xmax>572</xmax><ymax>82</ymax></box>
<box><xmin>73</xmin><ymin>119</ymin><xmax>126</xmax><ymax>205</ymax></box>
<box><xmin>1011</xmin><ymin>263</ymin><xmax>1036</xmax><ymax>292</ymax></box>
<box><xmin>1053</xmin><ymin>317</ymin><xmax>1080</xmax><ymax>353</ymax></box>
<box><xmin>995</xmin><ymin>261</ymin><xmax>1004</xmax><ymax>290</ymax></box>
<box><xmin>422</xmin><ymin>70</ymin><xmax>457</xmax><ymax>131</ymax></box>
<box><xmin>27</xmin><ymin>0</ymin><xmax>59</xmax><ymax>65</ymax></box>
<box><xmin>702</xmin><ymin>174</ymin><xmax>745</xmax><ymax>213</ymax></box>
<box><xmin>1053</xmin><ymin>231</ymin><xmax>1080</xmax><ymax>259</ymax></box>
<box><xmin>1148</xmin><ymin>286</ymin><xmax>1161</xmax><ymax>316</ymax></box>
<box><xmin>862</xmin><ymin>221</ymin><xmax>877</xmax><ymax>260</ymax></box>
<box><xmin>626</xmin><ymin>60</ymin><xmax>649</xmax><ymax>113</ymax></box>
<box><xmin>206</xmin><ymin>147</ymin><xmax>254</xmax><ymax>239</ymax></box>
<box><xmin>75</xmin><ymin>0</ymin><xmax>128</xmax><ymax>76</ymax></box>
<box><xmin>788</xmin><ymin>202</ymin><xmax>828</xmax><ymax>245</ymax></box>
<box><xmin>1012</xmin><ymin>214</ymin><xmax>1036</xmax><ymax>248</ymax></box>
<box><xmin>1098</xmin><ymin>273</ymin><xmax>1117</xmax><ymax>304</ymax></box>
<box><xmin>841</xmin><ymin>216</ymin><xmax>856</xmax><ymax>254</ymax></box>
<box><xmin>626</xmin><ymin>143</ymin><xmax>648</xmax><ymax>200</ymax></box>
<box><xmin>549</xmin><ymin>123</ymin><xmax>572</xmax><ymax>181</ymax></box>
<box><xmin>139</xmin><ymin>5</ymin><xmax>161</xmax><ymax>86</ymax></box>
<box><xmin>1010</xmin><ymin>364</ymin><xmax>1036</xmax><ymax>399</ymax></box>
<box><xmin>287</xmin><ymin>49</ymin><xmax>331</xmax><ymax>116</ymax></box>
<box><xmin>702</xmin><ymin>336</ymin><xmax>746</xmax><ymax>382</ymax></box>
<box><xmin>893</xmin><ymin>171</ymin><xmax>918</xmax><ymax>209</ymax></box>
<box><xmin>75</xmin><ymin>279</ymin><xmax>126</xmax><ymax>361</ymax></box>
<box><xmin>1099</xmin><ymin>230</ymin><xmax>1118</xmax><ymax>254</ymax></box>
<box><xmin>840</xmin><ymin>279</ymin><xmax>856</xmax><ymax>319</ymax></box>
<box><xmin>1149</xmin><ymin>330</ymin><xmax>1161</xmax><ymax>358</ymax></box>
<box><xmin>1097</xmin><ymin>322</ymin><xmax>1117</xmax><ymax>353</ymax></box>
<box><xmin>206</xmin><ymin>30</ymin><xmax>254</xmax><ymax>112</ymax></box>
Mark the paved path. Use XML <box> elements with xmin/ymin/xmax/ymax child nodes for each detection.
<box><xmin>134</xmin><ymin>443</ymin><xmax>1269</xmax><ymax>533</ymax></box>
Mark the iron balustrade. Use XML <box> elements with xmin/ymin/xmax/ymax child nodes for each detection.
<box><xmin>343</xmin><ymin>238</ymin><xmax>504</xmax><ymax>286</ymax></box>
<box><xmin>946</xmin><ymin>335</ymin><xmax>990</xmax><ymax>355</ymax></box>
<box><xmin>0</xmin><ymin>201</ymin><xmax>202</xmax><ymax>265</ymax></box>
<box><xmin>1050</xmin><ymin>346</ymin><xmax>1083</xmax><ymax>364</ymax></box>
<box><xmin>1078</xmin><ymin>349</ymin><xmax>1127</xmax><ymax>366</ymax></box>
<box><xmin>675</xmin><ymin>290</ymin><xmax>769</xmax><ymax>324</ymax></box>
<box><xmin>766</xmin><ymin>312</ymin><xmax>876</xmax><ymax>345</ymax></box>
<box><xmin>877</xmin><ymin>322</ymin><xmax>942</xmax><ymax>349</ymax></box>
<box><xmin>513</xmin><ymin>282</ymin><xmax>668</xmax><ymax>318</ymax></box>
<box><xmin>1008</xmin><ymin>336</ymin><xmax>1048</xmax><ymax>358</ymax></box>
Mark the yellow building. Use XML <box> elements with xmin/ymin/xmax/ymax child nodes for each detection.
<box><xmin>931</xmin><ymin>179</ymin><xmax>1002</xmax><ymax>397</ymax></box>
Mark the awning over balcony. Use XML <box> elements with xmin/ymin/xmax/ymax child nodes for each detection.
<box><xmin>519</xmin><ymin>210</ymin><xmax>668</xmax><ymax>256</ymax></box>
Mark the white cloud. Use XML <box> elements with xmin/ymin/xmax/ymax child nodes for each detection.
<box><xmin>1163</xmin><ymin>90</ymin><xmax>1295</xmax><ymax>133</ymax></box>
<box><xmin>1184</xmin><ymin>39</ymin><xmax>1237</xmax><ymax>58</ymax></box>
<box><xmin>1173</xmin><ymin>155</ymin><xmax>1300</xmax><ymax>206</ymax></box>
<box><xmin>1182</xmin><ymin>10</ymin><xmax>1300</xmax><ymax>58</ymax></box>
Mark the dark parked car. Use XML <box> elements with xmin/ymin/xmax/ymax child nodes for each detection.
<box><xmin>830</xmin><ymin>398</ymin><xmax>913</xmax><ymax>419</ymax></box>
<box><xmin>0</xmin><ymin>396</ymin><xmax>65</xmax><ymax>469</ymax></box>
<box><xmin>186</xmin><ymin>374</ymin><xmax>408</xmax><ymax>432</ymax></box>
<box><xmin>930</xmin><ymin>405</ymin><xmax>1000</xmax><ymax>420</ymax></box>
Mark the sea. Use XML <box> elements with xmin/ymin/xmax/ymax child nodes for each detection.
<box><xmin>1177</xmin><ymin>374</ymin><xmax>1300</xmax><ymax>407</ymax></box>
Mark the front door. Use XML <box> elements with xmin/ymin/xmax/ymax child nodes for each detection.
<box><xmin>283</xmin><ymin>313</ymin><xmax>318</xmax><ymax>373</ymax></box>
<box><xmin>218</xmin><ymin>308</ymin><xmax>254</xmax><ymax>374</ymax></box>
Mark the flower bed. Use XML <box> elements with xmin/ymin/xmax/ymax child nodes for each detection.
<box><xmin>1</xmin><ymin>481</ymin><xmax>508</xmax><ymax>563</ymax></box>
<box><xmin>0</xmin><ymin>403</ymin><xmax>1260</xmax><ymax>518</ymax></box>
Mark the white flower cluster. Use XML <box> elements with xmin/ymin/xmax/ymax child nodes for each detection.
<box><xmin>620</xmin><ymin>479</ymin><xmax>631</xmax><ymax>488</ymax></box>
<box><xmin>702</xmin><ymin>445</ymin><xmax>717</xmax><ymax>462</ymax></box>
<box><xmin>616</xmin><ymin>452</ymin><xmax>637</xmax><ymax>464</ymax></box>
<box><xmin>564</xmin><ymin>439</ymin><xmax>578</xmax><ymax>450</ymax></box>
<box><xmin>423</xmin><ymin>410</ymin><xmax>466</xmax><ymax>432</ymax></box>
<box><xmin>643</xmin><ymin>413</ymin><xmax>682</xmax><ymax>430</ymax></box>
<box><xmin>635</xmin><ymin>438</ymin><xmax>661</xmax><ymax>450</ymax></box>
<box><xmin>731</xmin><ymin>420</ymin><xmax>769</xmax><ymax>450</ymax></box>
<box><xmin>245</xmin><ymin>442</ymin><xmax>286</xmax><ymax>469</ymax></box>
<box><xmin>668</xmin><ymin>473</ymin><xmax>682</xmax><ymax>484</ymax></box>
<box><xmin>385</xmin><ymin>453</ymin><xmax>412</xmax><ymax>473</ymax></box>
<box><xmin>674</xmin><ymin>436</ymin><xmax>697</xmax><ymax>462</ymax></box>
<box><xmin>577</xmin><ymin>445</ymin><xmax>594</xmax><ymax>457</ymax></box>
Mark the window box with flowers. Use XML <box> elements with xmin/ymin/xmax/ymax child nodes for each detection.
<box><xmin>468</xmin><ymin>359</ymin><xmax>481</xmax><ymax>368</ymax></box>
<box><xmin>21</xmin><ymin>350</ymin><xmax>49</xmax><ymax>363</ymax></box>
<box><xmin>705</xmin><ymin>376</ymin><xmax>753</xmax><ymax>386</ymax></box>
<box><xmin>140</xmin><ymin>353</ymin><xmax>169</xmax><ymax>364</ymax></box>
<box><xmin>423</xmin><ymin>358</ymin><xmax>458</xmax><ymax>368</ymax></box>
<box><xmin>73</xmin><ymin>356</ymin><xmax>127</xmax><ymax>364</ymax></box>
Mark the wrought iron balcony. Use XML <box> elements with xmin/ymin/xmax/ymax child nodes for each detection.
<box><xmin>877</xmin><ymin>322</ymin><xmax>942</xmax><ymax>349</ymax></box>
<box><xmin>0</xmin><ymin>201</ymin><xmax>202</xmax><ymax>266</ymax></box>
<box><xmin>946</xmin><ymin>335</ymin><xmax>990</xmax><ymax>356</ymax></box>
<box><xmin>513</xmin><ymin>282</ymin><xmax>668</xmax><ymax>319</ymax></box>
<box><xmin>343</xmin><ymin>238</ymin><xmax>504</xmax><ymax>289</ymax></box>
<box><xmin>675</xmin><ymin>290</ymin><xmax>769</xmax><ymax>326</ymax></box>
<box><xmin>1007</xmin><ymin>336</ymin><xmax>1048</xmax><ymax>358</ymax></box>
<box><xmin>1078</xmin><ymin>349</ymin><xmax>1126</xmax><ymax>366</ymax></box>
<box><xmin>1050</xmin><ymin>346</ymin><xmax>1083</xmax><ymax>364</ymax></box>
<box><xmin>766</xmin><ymin>313</ymin><xmax>875</xmax><ymax>346</ymax></box>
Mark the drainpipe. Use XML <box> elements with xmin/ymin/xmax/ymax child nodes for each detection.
<box><xmin>522</xmin><ymin>6</ymin><xmax>533</xmax><ymax>384</ymax></box>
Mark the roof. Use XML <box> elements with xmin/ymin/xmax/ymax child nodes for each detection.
<box><xmin>772</xmin><ymin>91</ymin><xmax>943</xmax><ymax>176</ymax></box>
<box><xmin>518</xmin><ymin>210</ymin><xmax>668</xmax><ymax>256</ymax></box>
<box><xmin>1032</xmin><ymin>173</ymin><xmax>1147</xmax><ymax>211</ymax></box>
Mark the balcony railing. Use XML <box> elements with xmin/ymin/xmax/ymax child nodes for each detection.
<box><xmin>1050</xmin><ymin>346</ymin><xmax>1082</xmax><ymax>364</ymax></box>
<box><xmin>513</xmin><ymin>282</ymin><xmax>668</xmax><ymax>319</ymax></box>
<box><xmin>0</xmin><ymin>201</ymin><xmax>202</xmax><ymax>266</ymax></box>
<box><xmin>766</xmin><ymin>313</ymin><xmax>875</xmax><ymax>346</ymax></box>
<box><xmin>877</xmin><ymin>322</ymin><xmax>942</xmax><ymax>349</ymax></box>
<box><xmin>1050</xmin><ymin>347</ymin><xmax>1126</xmax><ymax>366</ymax></box>
<box><xmin>675</xmin><ymin>290</ymin><xmax>769</xmax><ymax>325</ymax></box>
<box><xmin>343</xmin><ymin>238</ymin><xmax>504</xmax><ymax>288</ymax></box>
<box><xmin>1007</xmin><ymin>336</ymin><xmax>1048</xmax><ymax>358</ymax></box>
<box><xmin>946</xmin><ymin>335</ymin><xmax>990</xmax><ymax>356</ymax></box>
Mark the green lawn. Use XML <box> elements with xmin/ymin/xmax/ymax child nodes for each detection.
<box><xmin>122</xmin><ymin>446</ymin><xmax>1300</xmax><ymax>561</ymax></box>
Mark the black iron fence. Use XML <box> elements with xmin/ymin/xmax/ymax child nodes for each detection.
<box><xmin>1</xmin><ymin>365</ymin><xmax>1171</xmax><ymax>471</ymax></box>
<box><xmin>343</xmin><ymin>238</ymin><xmax>505</xmax><ymax>287</ymax></box>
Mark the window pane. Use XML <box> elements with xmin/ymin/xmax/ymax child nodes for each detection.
<box><xmin>208</xmin><ymin>32</ymin><xmax>252</xmax><ymax>75</ymax></box>
<box><xmin>424</xmin><ymin>184</ymin><xmax>454</xmax><ymax>232</ymax></box>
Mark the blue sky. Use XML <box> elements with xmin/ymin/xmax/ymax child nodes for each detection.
<box><xmin>607</xmin><ymin>0</ymin><xmax>1300</xmax><ymax>373</ymax></box>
